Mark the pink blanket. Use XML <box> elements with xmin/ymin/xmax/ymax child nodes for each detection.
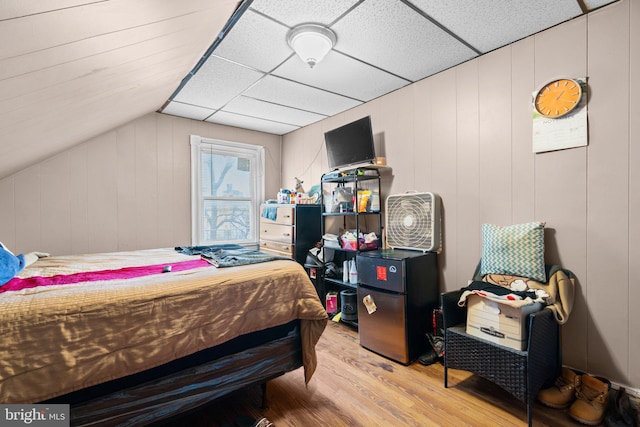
<box><xmin>1</xmin><ymin>258</ymin><xmax>210</xmax><ymax>293</ymax></box>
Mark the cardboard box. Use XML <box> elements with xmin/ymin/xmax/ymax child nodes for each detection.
<box><xmin>466</xmin><ymin>294</ymin><xmax>543</xmax><ymax>350</ymax></box>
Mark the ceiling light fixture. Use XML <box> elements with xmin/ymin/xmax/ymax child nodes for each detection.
<box><xmin>286</xmin><ymin>24</ymin><xmax>336</xmax><ymax>68</ymax></box>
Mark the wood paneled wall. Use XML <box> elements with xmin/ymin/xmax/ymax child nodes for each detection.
<box><xmin>282</xmin><ymin>0</ymin><xmax>639</xmax><ymax>389</ymax></box>
<box><xmin>0</xmin><ymin>113</ymin><xmax>282</xmax><ymax>256</ymax></box>
<box><xmin>0</xmin><ymin>0</ymin><xmax>636</xmax><ymax>394</ymax></box>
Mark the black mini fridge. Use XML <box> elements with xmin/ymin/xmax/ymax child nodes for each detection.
<box><xmin>356</xmin><ymin>249</ymin><xmax>439</xmax><ymax>364</ymax></box>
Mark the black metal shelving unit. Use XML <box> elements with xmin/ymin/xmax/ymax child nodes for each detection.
<box><xmin>319</xmin><ymin>167</ymin><xmax>382</xmax><ymax>322</ymax></box>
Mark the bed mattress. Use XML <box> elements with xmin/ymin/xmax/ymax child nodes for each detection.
<box><xmin>0</xmin><ymin>248</ymin><xmax>328</xmax><ymax>403</ymax></box>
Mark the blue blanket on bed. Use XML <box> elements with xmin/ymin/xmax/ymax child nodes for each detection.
<box><xmin>175</xmin><ymin>245</ymin><xmax>290</xmax><ymax>268</ymax></box>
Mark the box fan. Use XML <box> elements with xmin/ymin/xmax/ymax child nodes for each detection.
<box><xmin>385</xmin><ymin>191</ymin><xmax>441</xmax><ymax>252</ymax></box>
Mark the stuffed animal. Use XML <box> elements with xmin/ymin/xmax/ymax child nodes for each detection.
<box><xmin>0</xmin><ymin>242</ymin><xmax>26</xmax><ymax>286</ymax></box>
<box><xmin>294</xmin><ymin>177</ymin><xmax>305</xmax><ymax>194</ymax></box>
<box><xmin>0</xmin><ymin>243</ymin><xmax>48</xmax><ymax>286</ymax></box>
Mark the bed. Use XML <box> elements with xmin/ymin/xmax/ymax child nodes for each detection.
<box><xmin>0</xmin><ymin>247</ymin><xmax>328</xmax><ymax>426</ymax></box>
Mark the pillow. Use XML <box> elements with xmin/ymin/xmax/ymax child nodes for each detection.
<box><xmin>481</xmin><ymin>222</ymin><xmax>546</xmax><ymax>283</ymax></box>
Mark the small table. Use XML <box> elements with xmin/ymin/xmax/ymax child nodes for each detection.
<box><xmin>441</xmin><ymin>290</ymin><xmax>561</xmax><ymax>427</ymax></box>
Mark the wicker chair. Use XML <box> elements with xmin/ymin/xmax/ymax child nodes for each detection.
<box><xmin>442</xmin><ymin>290</ymin><xmax>560</xmax><ymax>427</ymax></box>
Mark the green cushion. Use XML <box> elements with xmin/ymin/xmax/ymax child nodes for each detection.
<box><xmin>481</xmin><ymin>222</ymin><xmax>546</xmax><ymax>282</ymax></box>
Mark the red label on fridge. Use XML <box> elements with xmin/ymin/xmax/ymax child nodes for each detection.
<box><xmin>376</xmin><ymin>265</ymin><xmax>387</xmax><ymax>281</ymax></box>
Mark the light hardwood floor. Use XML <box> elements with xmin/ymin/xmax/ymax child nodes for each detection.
<box><xmin>159</xmin><ymin>321</ymin><xmax>582</xmax><ymax>427</ymax></box>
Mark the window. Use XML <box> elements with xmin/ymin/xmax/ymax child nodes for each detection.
<box><xmin>190</xmin><ymin>135</ymin><xmax>264</xmax><ymax>246</ymax></box>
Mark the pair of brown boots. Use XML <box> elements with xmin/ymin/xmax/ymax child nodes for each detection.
<box><xmin>538</xmin><ymin>367</ymin><xmax>610</xmax><ymax>425</ymax></box>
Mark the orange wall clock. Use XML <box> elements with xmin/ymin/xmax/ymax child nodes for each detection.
<box><xmin>533</xmin><ymin>78</ymin><xmax>583</xmax><ymax>118</ymax></box>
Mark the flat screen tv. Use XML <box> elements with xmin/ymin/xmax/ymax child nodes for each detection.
<box><xmin>324</xmin><ymin>116</ymin><xmax>375</xmax><ymax>170</ymax></box>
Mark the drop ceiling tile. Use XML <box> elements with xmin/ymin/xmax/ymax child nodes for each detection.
<box><xmin>214</xmin><ymin>10</ymin><xmax>291</xmax><ymax>73</ymax></box>
<box><xmin>207</xmin><ymin>111</ymin><xmax>300</xmax><ymax>135</ymax></box>
<box><xmin>224</xmin><ymin>96</ymin><xmax>326</xmax><ymax>126</ymax></box>
<box><xmin>250</xmin><ymin>0</ymin><xmax>359</xmax><ymax>27</ymax></box>
<box><xmin>331</xmin><ymin>0</ymin><xmax>478</xmax><ymax>82</ymax></box>
<box><xmin>172</xmin><ymin>56</ymin><xmax>264</xmax><ymax>110</ymax></box>
<box><xmin>273</xmin><ymin>51</ymin><xmax>410</xmax><ymax>102</ymax></box>
<box><xmin>244</xmin><ymin>75</ymin><xmax>362</xmax><ymax>116</ymax></box>
<box><xmin>161</xmin><ymin>101</ymin><xmax>214</xmax><ymax>121</ymax></box>
<box><xmin>409</xmin><ymin>0</ymin><xmax>583</xmax><ymax>53</ymax></box>
<box><xmin>583</xmin><ymin>0</ymin><xmax>618</xmax><ymax>9</ymax></box>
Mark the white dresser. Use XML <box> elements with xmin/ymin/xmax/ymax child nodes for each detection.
<box><xmin>259</xmin><ymin>204</ymin><xmax>321</xmax><ymax>265</ymax></box>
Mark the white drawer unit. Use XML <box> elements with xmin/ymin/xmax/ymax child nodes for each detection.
<box><xmin>260</xmin><ymin>221</ymin><xmax>294</xmax><ymax>244</ymax></box>
<box><xmin>267</xmin><ymin>205</ymin><xmax>294</xmax><ymax>225</ymax></box>
<box><xmin>259</xmin><ymin>239</ymin><xmax>294</xmax><ymax>257</ymax></box>
<box><xmin>259</xmin><ymin>204</ymin><xmax>321</xmax><ymax>265</ymax></box>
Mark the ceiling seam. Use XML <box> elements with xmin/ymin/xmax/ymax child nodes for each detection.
<box><xmin>247</xmin><ymin>7</ymin><xmax>289</xmax><ymax>28</ymax></box>
<box><xmin>191</xmin><ymin>51</ymin><xmax>368</xmax><ymax>115</ymax></box>
<box><xmin>248</xmin><ymin>0</ymin><xmax>364</xmax><ymax>30</ymax></box>
<box><xmin>163</xmin><ymin>0</ymin><xmax>255</xmax><ymax>106</ymax></box>
<box><xmin>261</xmin><ymin>73</ymin><xmax>366</xmax><ymax>103</ymax></box>
<box><xmin>327</xmin><ymin>0</ymin><xmax>366</xmax><ymax>27</ymax></box>
<box><xmin>198</xmin><ymin>52</ymin><xmax>325</xmax><ymax>128</ymax></box>
<box><xmin>167</xmin><ymin>46</ymin><xmax>278</xmax><ymax>121</ymax></box>
<box><xmin>331</xmin><ymin>48</ymin><xmax>414</xmax><ymax>83</ymax></box>
<box><xmin>399</xmin><ymin>0</ymin><xmax>482</xmax><ymax>55</ymax></box>
<box><xmin>194</xmin><ymin>54</ymin><xmax>296</xmax><ymax>123</ymax></box>
<box><xmin>0</xmin><ymin>0</ymin><xmax>108</xmax><ymax>22</ymax></box>
<box><xmin>239</xmin><ymin>95</ymin><xmax>330</xmax><ymax>118</ymax></box>
<box><xmin>197</xmin><ymin>28</ymin><xmax>391</xmax><ymax>108</ymax></box>
<box><xmin>209</xmin><ymin>109</ymin><xmax>302</xmax><ymax>128</ymax></box>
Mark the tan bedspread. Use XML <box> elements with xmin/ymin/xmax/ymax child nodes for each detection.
<box><xmin>0</xmin><ymin>248</ymin><xmax>328</xmax><ymax>403</ymax></box>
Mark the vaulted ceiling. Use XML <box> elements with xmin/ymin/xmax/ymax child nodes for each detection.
<box><xmin>0</xmin><ymin>0</ymin><xmax>239</xmax><ymax>179</ymax></box>
<box><xmin>0</xmin><ymin>0</ymin><xmax>618</xmax><ymax>180</ymax></box>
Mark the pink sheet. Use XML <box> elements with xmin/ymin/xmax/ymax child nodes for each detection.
<box><xmin>1</xmin><ymin>258</ymin><xmax>210</xmax><ymax>293</ymax></box>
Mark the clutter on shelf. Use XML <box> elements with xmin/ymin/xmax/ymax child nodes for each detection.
<box><xmin>323</xmin><ymin>185</ymin><xmax>380</xmax><ymax>213</ymax></box>
<box><xmin>340</xmin><ymin>230</ymin><xmax>378</xmax><ymax>251</ymax></box>
<box><xmin>276</xmin><ymin>188</ymin><xmax>316</xmax><ymax>205</ymax></box>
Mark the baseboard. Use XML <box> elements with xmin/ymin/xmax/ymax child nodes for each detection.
<box><xmin>611</xmin><ymin>381</ymin><xmax>640</xmax><ymax>415</ymax></box>
<box><xmin>610</xmin><ymin>380</ymin><xmax>640</xmax><ymax>400</ymax></box>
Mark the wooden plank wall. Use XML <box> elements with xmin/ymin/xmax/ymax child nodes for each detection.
<box><xmin>0</xmin><ymin>0</ymin><xmax>237</xmax><ymax>179</ymax></box>
<box><xmin>630</xmin><ymin>0</ymin><xmax>640</xmax><ymax>393</ymax></box>
<box><xmin>0</xmin><ymin>113</ymin><xmax>282</xmax><ymax>256</ymax></box>
<box><xmin>586</xmin><ymin>1</ymin><xmax>631</xmax><ymax>386</ymax></box>
<box><xmin>0</xmin><ymin>0</ymin><xmax>636</xmax><ymax>394</ymax></box>
<box><xmin>281</xmin><ymin>0</ymin><xmax>639</xmax><ymax>389</ymax></box>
